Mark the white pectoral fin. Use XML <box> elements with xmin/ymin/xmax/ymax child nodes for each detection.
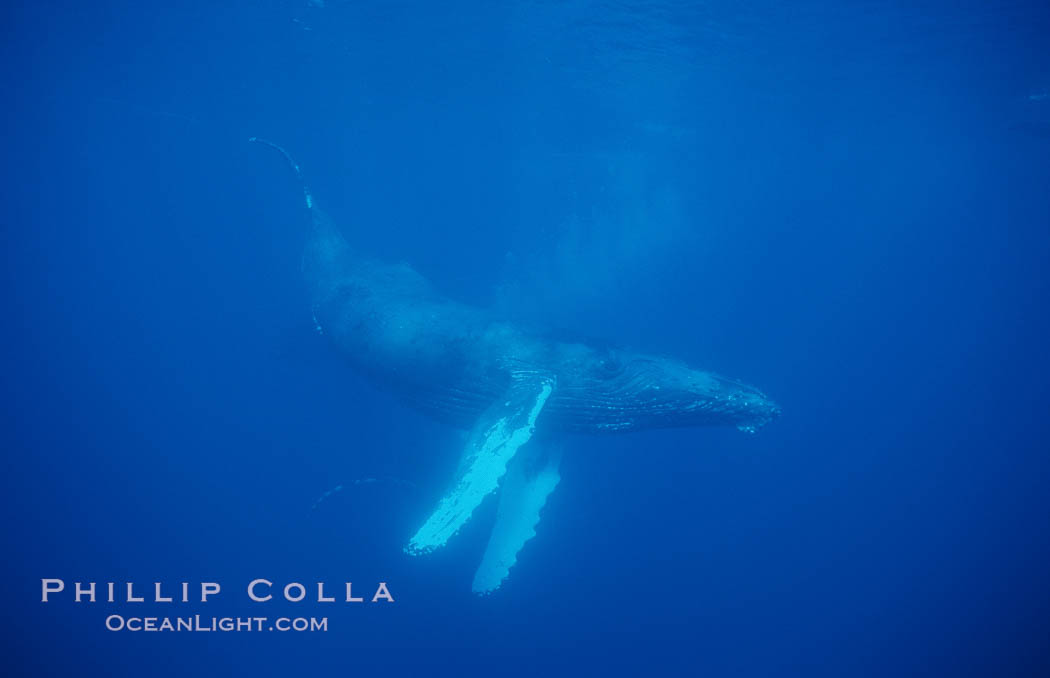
<box><xmin>472</xmin><ymin>444</ymin><xmax>562</xmax><ymax>595</ymax></box>
<box><xmin>405</xmin><ymin>372</ymin><xmax>555</xmax><ymax>556</ymax></box>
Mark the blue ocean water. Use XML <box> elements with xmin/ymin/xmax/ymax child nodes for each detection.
<box><xmin>4</xmin><ymin>0</ymin><xmax>1050</xmax><ymax>675</ymax></box>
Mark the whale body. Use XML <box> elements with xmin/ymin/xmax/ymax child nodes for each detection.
<box><xmin>253</xmin><ymin>139</ymin><xmax>779</xmax><ymax>593</ymax></box>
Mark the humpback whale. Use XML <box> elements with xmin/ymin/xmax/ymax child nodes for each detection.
<box><xmin>251</xmin><ymin>139</ymin><xmax>779</xmax><ymax>593</ymax></box>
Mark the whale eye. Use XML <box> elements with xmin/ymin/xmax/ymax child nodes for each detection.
<box><xmin>597</xmin><ymin>358</ymin><xmax>622</xmax><ymax>378</ymax></box>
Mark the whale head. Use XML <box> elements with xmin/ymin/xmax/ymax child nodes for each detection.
<box><xmin>649</xmin><ymin>356</ymin><xmax>781</xmax><ymax>433</ymax></box>
<box><xmin>551</xmin><ymin>347</ymin><xmax>780</xmax><ymax>434</ymax></box>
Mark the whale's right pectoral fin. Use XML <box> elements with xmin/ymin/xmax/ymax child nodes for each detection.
<box><xmin>405</xmin><ymin>371</ymin><xmax>556</xmax><ymax>556</ymax></box>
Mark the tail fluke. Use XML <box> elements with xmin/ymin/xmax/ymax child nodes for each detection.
<box><xmin>248</xmin><ymin>137</ymin><xmax>314</xmax><ymax>209</ymax></box>
<box><xmin>250</xmin><ymin>138</ymin><xmax>351</xmax><ymax>304</ymax></box>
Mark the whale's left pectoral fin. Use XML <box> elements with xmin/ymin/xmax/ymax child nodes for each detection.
<box><xmin>472</xmin><ymin>444</ymin><xmax>562</xmax><ymax>595</ymax></box>
<box><xmin>405</xmin><ymin>371</ymin><xmax>556</xmax><ymax>556</ymax></box>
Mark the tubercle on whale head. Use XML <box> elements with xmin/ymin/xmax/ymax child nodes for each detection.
<box><xmin>673</xmin><ymin>364</ymin><xmax>780</xmax><ymax>432</ymax></box>
<box><xmin>723</xmin><ymin>383</ymin><xmax>781</xmax><ymax>434</ymax></box>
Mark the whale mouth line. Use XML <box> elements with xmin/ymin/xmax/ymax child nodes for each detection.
<box><xmin>400</xmin><ymin>371</ymin><xmax>779</xmax><ymax>434</ymax></box>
